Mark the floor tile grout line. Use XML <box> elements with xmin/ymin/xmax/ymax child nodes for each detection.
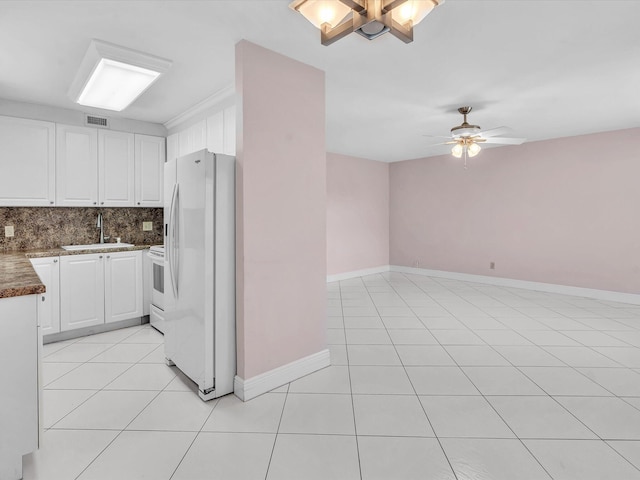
<box><xmin>338</xmin><ymin>282</ymin><xmax>364</xmax><ymax>480</ymax></box>
<box><xmin>168</xmin><ymin>390</ymin><xmax>223</xmax><ymax>480</ymax></box>
<box><xmin>71</xmin><ymin>328</ymin><xmax>175</xmax><ymax>479</ymax></box>
<box><xmin>359</xmin><ymin>274</ymin><xmax>460</xmax><ymax>480</ymax></box>
<box><xmin>45</xmin><ymin>340</ymin><xmax>142</xmax><ymax>429</ymax></box>
<box><xmin>393</xmin><ymin>272</ymin><xmax>558</xmax><ymax>480</ymax></box>
<box><xmin>402</xmin><ymin>272</ymin><xmax>636</xmax><ymax>444</ymax></box>
<box><xmin>263</xmin><ymin>371</ymin><xmax>293</xmax><ymax>480</ymax></box>
<box><xmin>41</xmin><ymin>326</ymin><xmax>167</xmax><ymax>479</ymax></box>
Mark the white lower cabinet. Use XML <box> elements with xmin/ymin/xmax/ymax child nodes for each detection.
<box><xmin>59</xmin><ymin>250</ymin><xmax>143</xmax><ymax>332</ymax></box>
<box><xmin>105</xmin><ymin>250</ymin><xmax>142</xmax><ymax>323</ymax></box>
<box><xmin>60</xmin><ymin>253</ymin><xmax>105</xmax><ymax>331</ymax></box>
<box><xmin>30</xmin><ymin>257</ymin><xmax>61</xmax><ymax>335</ymax></box>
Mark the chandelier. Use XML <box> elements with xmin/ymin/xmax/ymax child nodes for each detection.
<box><xmin>289</xmin><ymin>0</ymin><xmax>445</xmax><ymax>46</ymax></box>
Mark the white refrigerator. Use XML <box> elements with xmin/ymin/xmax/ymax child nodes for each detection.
<box><xmin>164</xmin><ymin>149</ymin><xmax>236</xmax><ymax>401</ymax></box>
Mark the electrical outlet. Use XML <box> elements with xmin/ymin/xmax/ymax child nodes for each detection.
<box><xmin>490</xmin><ymin>262</ymin><xmax>495</xmax><ymax>270</ymax></box>
<box><xmin>4</xmin><ymin>225</ymin><xmax>14</xmax><ymax>237</ymax></box>
<box><xmin>142</xmin><ymin>221</ymin><xmax>153</xmax><ymax>232</ymax></box>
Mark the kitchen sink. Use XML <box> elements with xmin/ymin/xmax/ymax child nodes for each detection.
<box><xmin>61</xmin><ymin>243</ymin><xmax>134</xmax><ymax>251</ymax></box>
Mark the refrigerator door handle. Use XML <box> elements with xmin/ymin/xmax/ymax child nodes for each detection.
<box><xmin>168</xmin><ymin>183</ymin><xmax>179</xmax><ymax>299</ymax></box>
<box><xmin>174</xmin><ymin>184</ymin><xmax>180</xmax><ymax>296</ymax></box>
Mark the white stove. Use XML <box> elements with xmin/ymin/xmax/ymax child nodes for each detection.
<box><xmin>147</xmin><ymin>245</ymin><xmax>165</xmax><ymax>333</ymax></box>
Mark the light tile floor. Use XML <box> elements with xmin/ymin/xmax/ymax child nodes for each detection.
<box><xmin>24</xmin><ymin>272</ymin><xmax>640</xmax><ymax>479</ymax></box>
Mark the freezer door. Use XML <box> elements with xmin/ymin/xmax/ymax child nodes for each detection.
<box><xmin>164</xmin><ymin>150</ymin><xmax>215</xmax><ymax>393</ymax></box>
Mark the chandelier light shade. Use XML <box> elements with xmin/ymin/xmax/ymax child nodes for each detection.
<box><xmin>289</xmin><ymin>0</ymin><xmax>445</xmax><ymax>45</ymax></box>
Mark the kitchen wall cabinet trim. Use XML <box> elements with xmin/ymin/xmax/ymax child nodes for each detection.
<box><xmin>0</xmin><ymin>116</ymin><xmax>55</xmax><ymax>206</ymax></box>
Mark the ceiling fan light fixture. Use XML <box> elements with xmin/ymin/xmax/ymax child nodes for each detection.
<box><xmin>451</xmin><ymin>143</ymin><xmax>464</xmax><ymax>158</ymax></box>
<box><xmin>290</xmin><ymin>0</ymin><xmax>445</xmax><ymax>46</ymax></box>
<box><xmin>467</xmin><ymin>142</ymin><xmax>481</xmax><ymax>157</ymax></box>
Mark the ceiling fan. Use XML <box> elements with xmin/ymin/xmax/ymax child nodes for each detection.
<box><xmin>425</xmin><ymin>107</ymin><xmax>527</xmax><ymax>169</ymax></box>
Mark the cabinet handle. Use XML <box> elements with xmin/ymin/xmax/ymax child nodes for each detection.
<box><xmin>49</xmin><ymin>201</ymin><xmax>54</xmax><ymax>205</ymax></box>
<box><xmin>101</xmin><ymin>202</ymin><xmax>104</xmax><ymax>205</ymax></box>
<box><xmin>99</xmin><ymin>255</ymin><xmax>103</xmax><ymax>259</ymax></box>
<box><xmin>41</xmin><ymin>296</ymin><xmax>45</xmax><ymax>302</ymax></box>
<box><xmin>53</xmin><ymin>259</ymin><xmax>58</xmax><ymax>263</ymax></box>
<box><xmin>137</xmin><ymin>202</ymin><xmax>141</xmax><ymax>205</ymax></box>
<box><xmin>107</xmin><ymin>255</ymin><xmax>110</xmax><ymax>259</ymax></box>
<box><xmin>93</xmin><ymin>202</ymin><xmax>97</xmax><ymax>205</ymax></box>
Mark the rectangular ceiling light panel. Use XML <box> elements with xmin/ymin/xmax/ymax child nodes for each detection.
<box><xmin>69</xmin><ymin>40</ymin><xmax>172</xmax><ymax>112</ymax></box>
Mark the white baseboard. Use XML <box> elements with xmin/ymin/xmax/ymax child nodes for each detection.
<box><xmin>391</xmin><ymin>265</ymin><xmax>640</xmax><ymax>305</ymax></box>
<box><xmin>327</xmin><ymin>265</ymin><xmax>391</xmax><ymax>283</ymax></box>
<box><xmin>234</xmin><ymin>349</ymin><xmax>330</xmax><ymax>401</ymax></box>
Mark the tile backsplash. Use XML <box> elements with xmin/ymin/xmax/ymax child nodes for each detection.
<box><xmin>0</xmin><ymin>207</ymin><xmax>163</xmax><ymax>251</ymax></box>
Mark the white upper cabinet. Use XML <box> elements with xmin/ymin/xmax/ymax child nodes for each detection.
<box><xmin>134</xmin><ymin>134</ymin><xmax>165</xmax><ymax>207</ymax></box>
<box><xmin>56</xmin><ymin>124</ymin><xmax>99</xmax><ymax>206</ymax></box>
<box><xmin>0</xmin><ymin>116</ymin><xmax>55</xmax><ymax>206</ymax></box>
<box><xmin>99</xmin><ymin>130</ymin><xmax>135</xmax><ymax>207</ymax></box>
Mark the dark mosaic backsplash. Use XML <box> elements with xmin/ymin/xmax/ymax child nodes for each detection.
<box><xmin>0</xmin><ymin>207</ymin><xmax>164</xmax><ymax>251</ymax></box>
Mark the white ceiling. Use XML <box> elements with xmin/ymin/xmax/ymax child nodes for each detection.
<box><xmin>1</xmin><ymin>0</ymin><xmax>639</xmax><ymax>162</ymax></box>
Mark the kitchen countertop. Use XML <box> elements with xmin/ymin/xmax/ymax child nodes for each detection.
<box><xmin>0</xmin><ymin>245</ymin><xmax>153</xmax><ymax>299</ymax></box>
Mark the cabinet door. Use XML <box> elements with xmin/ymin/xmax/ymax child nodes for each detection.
<box><xmin>99</xmin><ymin>130</ymin><xmax>134</xmax><ymax>206</ymax></box>
<box><xmin>105</xmin><ymin>250</ymin><xmax>142</xmax><ymax>323</ymax></box>
<box><xmin>56</xmin><ymin>125</ymin><xmax>98</xmax><ymax>206</ymax></box>
<box><xmin>134</xmin><ymin>134</ymin><xmax>165</xmax><ymax>207</ymax></box>
<box><xmin>60</xmin><ymin>254</ymin><xmax>104</xmax><ymax>331</ymax></box>
<box><xmin>0</xmin><ymin>116</ymin><xmax>55</xmax><ymax>206</ymax></box>
<box><xmin>30</xmin><ymin>257</ymin><xmax>61</xmax><ymax>335</ymax></box>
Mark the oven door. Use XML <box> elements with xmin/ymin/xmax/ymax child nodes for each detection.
<box><xmin>149</xmin><ymin>253</ymin><xmax>165</xmax><ymax>311</ymax></box>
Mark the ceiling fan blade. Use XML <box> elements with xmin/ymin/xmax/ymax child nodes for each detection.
<box><xmin>423</xmin><ymin>134</ymin><xmax>453</xmax><ymax>139</ymax></box>
<box><xmin>481</xmin><ymin>137</ymin><xmax>527</xmax><ymax>145</ymax></box>
<box><xmin>424</xmin><ymin>141</ymin><xmax>456</xmax><ymax>147</ymax></box>
<box><xmin>477</xmin><ymin>126</ymin><xmax>513</xmax><ymax>138</ymax></box>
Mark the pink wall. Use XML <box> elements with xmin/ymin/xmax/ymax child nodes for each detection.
<box><xmin>390</xmin><ymin>128</ymin><xmax>640</xmax><ymax>294</ymax></box>
<box><xmin>235</xmin><ymin>41</ymin><xmax>327</xmax><ymax>379</ymax></box>
<box><xmin>327</xmin><ymin>153</ymin><xmax>389</xmax><ymax>275</ymax></box>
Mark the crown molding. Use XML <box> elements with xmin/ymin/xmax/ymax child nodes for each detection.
<box><xmin>164</xmin><ymin>84</ymin><xmax>234</xmax><ymax>131</ymax></box>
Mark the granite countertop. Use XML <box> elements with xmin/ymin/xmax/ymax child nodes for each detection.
<box><xmin>0</xmin><ymin>245</ymin><xmax>153</xmax><ymax>299</ymax></box>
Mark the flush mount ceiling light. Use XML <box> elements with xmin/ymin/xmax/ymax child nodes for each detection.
<box><xmin>68</xmin><ymin>40</ymin><xmax>172</xmax><ymax>112</ymax></box>
<box><xmin>289</xmin><ymin>0</ymin><xmax>445</xmax><ymax>46</ymax></box>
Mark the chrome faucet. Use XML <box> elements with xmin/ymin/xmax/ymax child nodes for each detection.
<box><xmin>96</xmin><ymin>213</ymin><xmax>109</xmax><ymax>244</ymax></box>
